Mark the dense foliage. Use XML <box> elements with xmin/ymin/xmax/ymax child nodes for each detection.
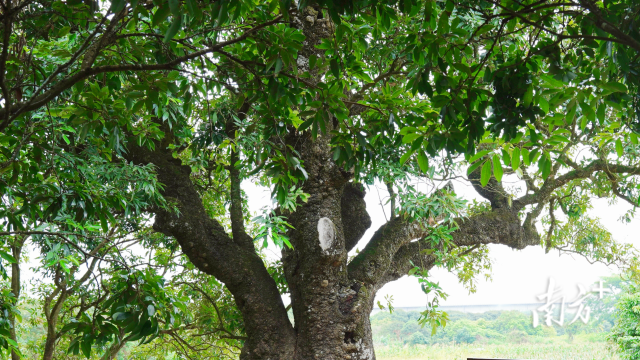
<box><xmin>0</xmin><ymin>0</ymin><xmax>640</xmax><ymax>358</ymax></box>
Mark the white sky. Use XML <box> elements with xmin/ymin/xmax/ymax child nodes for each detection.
<box><xmin>245</xmin><ymin>177</ymin><xmax>640</xmax><ymax>308</ymax></box>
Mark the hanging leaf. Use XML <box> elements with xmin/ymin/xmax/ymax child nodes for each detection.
<box><xmin>480</xmin><ymin>160</ymin><xmax>491</xmax><ymax>187</ymax></box>
<box><xmin>539</xmin><ymin>97</ymin><xmax>549</xmax><ymax>114</ymax></box>
<box><xmin>330</xmin><ymin>58</ymin><xmax>340</xmax><ymax>78</ymax></box>
<box><xmin>492</xmin><ymin>155</ymin><xmax>503</xmax><ymax>182</ymax></box>
<box><xmin>0</xmin><ymin>250</ymin><xmax>17</xmax><ymax>264</ymax></box>
<box><xmin>417</xmin><ymin>151</ymin><xmax>429</xmax><ymax>173</ymax></box>
<box><xmin>539</xmin><ymin>153</ymin><xmax>552</xmax><ymax>179</ymax></box>
<box><xmin>400</xmin><ymin>151</ymin><xmax>413</xmax><ymax>165</ymax></box>
<box><xmin>616</xmin><ymin>139</ymin><xmax>624</xmax><ymax>157</ymax></box>
<box><xmin>110</xmin><ymin>0</ymin><xmax>126</xmax><ymax>13</ymax></box>
<box><xmin>511</xmin><ymin>147</ymin><xmax>521</xmax><ymax>170</ymax></box>
<box><xmin>164</xmin><ymin>15</ymin><xmax>183</xmax><ymax>42</ymax></box>
<box><xmin>602</xmin><ymin>81</ymin><xmax>627</xmax><ymax>93</ymax></box>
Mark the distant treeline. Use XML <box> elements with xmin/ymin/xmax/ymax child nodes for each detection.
<box><xmin>371</xmin><ymin>308</ymin><xmax>614</xmax><ymax>346</ymax></box>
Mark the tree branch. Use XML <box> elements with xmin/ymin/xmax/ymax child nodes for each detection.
<box><xmin>514</xmin><ymin>160</ymin><xmax>640</xmax><ymax>209</ymax></box>
<box><xmin>347</xmin><ymin>216</ymin><xmax>431</xmax><ymax>284</ymax></box>
<box><xmin>226</xmin><ymin>101</ymin><xmax>254</xmax><ymax>249</ymax></box>
<box><xmin>124</xmin><ymin>138</ymin><xmax>295</xmax><ymax>358</ymax></box>
<box><xmin>0</xmin><ymin>15</ymin><xmax>283</xmax><ymax>125</ymax></box>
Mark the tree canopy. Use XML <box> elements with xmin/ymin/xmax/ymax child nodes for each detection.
<box><xmin>1</xmin><ymin>0</ymin><xmax>640</xmax><ymax>358</ymax></box>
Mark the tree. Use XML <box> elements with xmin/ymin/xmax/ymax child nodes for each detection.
<box><xmin>1</xmin><ymin>0</ymin><xmax>640</xmax><ymax>359</ymax></box>
<box><xmin>610</xmin><ymin>274</ymin><xmax>640</xmax><ymax>360</ymax></box>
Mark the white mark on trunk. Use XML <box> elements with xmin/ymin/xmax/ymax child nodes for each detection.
<box><xmin>317</xmin><ymin>217</ymin><xmax>335</xmax><ymax>253</ymax></box>
<box><xmin>355</xmin><ymin>339</ymin><xmax>373</xmax><ymax>359</ymax></box>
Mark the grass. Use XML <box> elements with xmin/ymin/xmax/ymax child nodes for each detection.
<box><xmin>375</xmin><ymin>338</ymin><xmax>620</xmax><ymax>360</ymax></box>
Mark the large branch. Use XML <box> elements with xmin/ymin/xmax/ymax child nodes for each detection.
<box><xmin>124</xmin><ymin>141</ymin><xmax>295</xmax><ymax>359</ymax></box>
<box><xmin>378</xmin><ymin>238</ymin><xmax>437</xmax><ymax>287</ymax></box>
<box><xmin>349</xmin><ymin>163</ymin><xmax>541</xmax><ymax>287</ymax></box>
<box><xmin>347</xmin><ymin>216</ymin><xmax>431</xmax><ymax>285</ymax></box>
<box><xmin>514</xmin><ymin>160</ymin><xmax>640</xmax><ymax>209</ymax></box>
<box><xmin>374</xmin><ymin>207</ymin><xmax>540</xmax><ymax>287</ymax></box>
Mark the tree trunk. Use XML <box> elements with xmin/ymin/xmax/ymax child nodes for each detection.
<box><xmin>282</xmin><ymin>129</ymin><xmax>378</xmax><ymax>359</ymax></box>
<box><xmin>9</xmin><ymin>236</ymin><xmax>25</xmax><ymax>360</ymax></box>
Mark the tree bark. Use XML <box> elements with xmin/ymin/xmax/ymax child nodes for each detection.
<box><xmin>9</xmin><ymin>236</ymin><xmax>25</xmax><ymax>360</ymax></box>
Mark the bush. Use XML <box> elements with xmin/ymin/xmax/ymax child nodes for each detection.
<box><xmin>406</xmin><ymin>332</ymin><xmax>429</xmax><ymax>346</ymax></box>
<box><xmin>610</xmin><ymin>290</ymin><xmax>640</xmax><ymax>360</ymax></box>
<box><xmin>454</xmin><ymin>328</ymin><xmax>476</xmax><ymax>344</ymax></box>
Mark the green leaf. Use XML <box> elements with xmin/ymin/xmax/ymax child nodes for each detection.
<box><xmin>480</xmin><ymin>160</ymin><xmax>491</xmax><ymax>187</ymax></box>
<box><xmin>580</xmin><ymin>115</ymin><xmax>588</xmax><ymax>131</ymax></box>
<box><xmin>492</xmin><ymin>155</ymin><xmax>503</xmax><ymax>182</ymax></box>
<box><xmin>330</xmin><ymin>58</ymin><xmax>340</xmax><ymax>78</ymax></box>
<box><xmin>163</xmin><ymin>15</ymin><xmax>182</xmax><ymax>42</ymax></box>
<box><xmin>274</xmin><ymin>57</ymin><xmax>283</xmax><ymax>74</ymax></box>
<box><xmin>521</xmin><ymin>148</ymin><xmax>530</xmax><ymax>166</ymax></box>
<box><xmin>468</xmin><ymin>150</ymin><xmax>490</xmax><ymax>163</ymax></box>
<box><xmin>511</xmin><ymin>147</ymin><xmax>521</xmax><ymax>170</ymax></box>
<box><xmin>631</xmin><ymin>133</ymin><xmax>638</xmax><ymax>145</ymax></box>
<box><xmin>168</xmin><ymin>0</ymin><xmax>179</xmax><ymax>15</ymax></box>
<box><xmin>67</xmin><ymin>338</ymin><xmax>80</xmax><ymax>355</ymax></box>
<box><xmin>110</xmin><ymin>0</ymin><xmax>125</xmax><ymax>13</ymax></box>
<box><xmin>185</xmin><ymin>0</ymin><xmax>202</xmax><ymax>19</ymax></box>
<box><xmin>501</xmin><ymin>149</ymin><xmax>511</xmax><ymax>166</ymax></box>
<box><xmin>539</xmin><ymin>153</ymin><xmax>551</xmax><ymax>178</ymax></box>
<box><xmin>309</xmin><ymin>54</ymin><xmax>317</xmax><ymax>70</ymax></box>
<box><xmin>402</xmin><ymin>133</ymin><xmax>421</xmax><ymax>144</ymax></box>
<box><xmin>602</xmin><ymin>81</ymin><xmax>627</xmax><ymax>93</ymax></box>
<box><xmin>147</xmin><ymin>304</ymin><xmax>155</xmax><ymax>317</ymax></box>
<box><xmin>0</xmin><ymin>250</ymin><xmax>17</xmax><ymax>264</ymax></box>
<box><xmin>475</xmin><ymin>24</ymin><xmax>494</xmax><ymax>36</ymax></box>
<box><xmin>400</xmin><ymin>151</ymin><xmax>413</xmax><ymax>165</ymax></box>
<box><xmin>616</xmin><ymin>139</ymin><xmax>624</xmax><ymax>157</ymax></box>
<box><xmin>152</xmin><ymin>6</ymin><xmax>171</xmax><ymax>26</ymax></box>
<box><xmin>539</xmin><ymin>97</ymin><xmax>549</xmax><ymax>114</ymax></box>
<box><xmin>597</xmin><ymin>104</ymin><xmax>606</xmax><ymax>125</ymax></box>
<box><xmin>417</xmin><ymin>151</ymin><xmax>429</xmax><ymax>173</ymax></box>
<box><xmin>540</xmin><ymin>74</ymin><xmax>564</xmax><ymax>89</ymax></box>
<box><xmin>523</xmin><ymin>85</ymin><xmax>533</xmax><ymax>108</ymax></box>
<box><xmin>81</xmin><ymin>338</ymin><xmax>92</xmax><ymax>358</ymax></box>
<box><xmin>580</xmin><ymin>101</ymin><xmax>595</xmax><ymax>123</ymax></box>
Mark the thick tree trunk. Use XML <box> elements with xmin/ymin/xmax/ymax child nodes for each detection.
<box><xmin>281</xmin><ymin>130</ymin><xmax>378</xmax><ymax>359</ymax></box>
